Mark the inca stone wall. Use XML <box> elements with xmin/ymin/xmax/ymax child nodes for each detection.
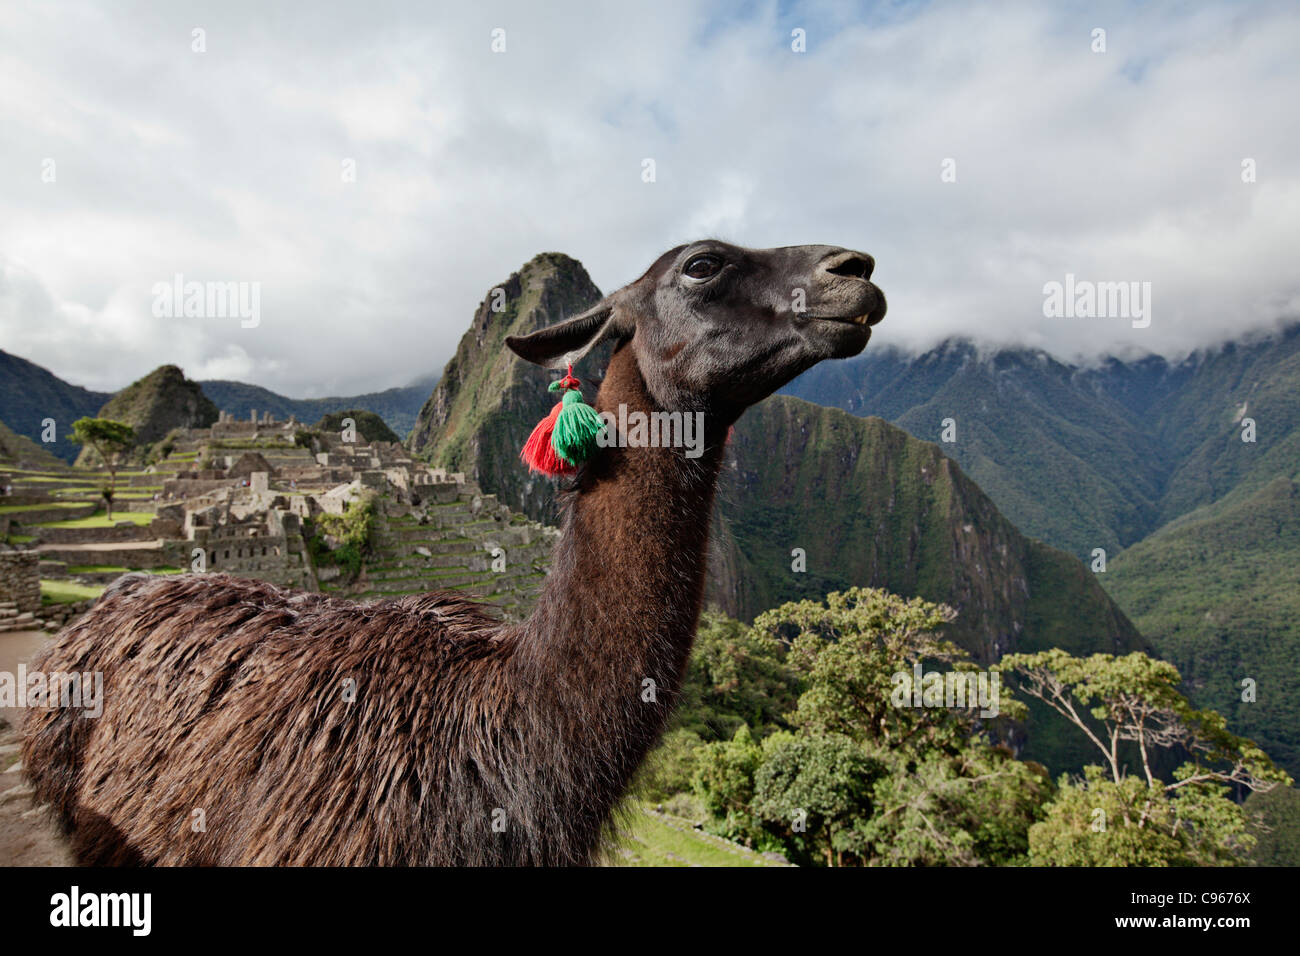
<box><xmin>0</xmin><ymin>551</ymin><xmax>41</xmax><ymax>614</ymax></box>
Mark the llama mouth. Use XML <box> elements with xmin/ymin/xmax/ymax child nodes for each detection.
<box><xmin>810</xmin><ymin>310</ymin><xmax>882</xmax><ymax>327</ymax></box>
<box><xmin>807</xmin><ymin>289</ymin><xmax>886</xmax><ymax>328</ymax></box>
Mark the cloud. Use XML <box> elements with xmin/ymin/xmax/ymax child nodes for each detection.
<box><xmin>0</xmin><ymin>0</ymin><xmax>1297</xmax><ymax>396</ymax></box>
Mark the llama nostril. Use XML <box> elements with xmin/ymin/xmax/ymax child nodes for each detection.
<box><xmin>825</xmin><ymin>252</ymin><xmax>875</xmax><ymax>281</ymax></box>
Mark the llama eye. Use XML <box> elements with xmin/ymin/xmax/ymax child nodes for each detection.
<box><xmin>683</xmin><ymin>254</ymin><xmax>722</xmax><ymax>280</ymax></box>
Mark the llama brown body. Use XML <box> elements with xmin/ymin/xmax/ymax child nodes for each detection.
<box><xmin>22</xmin><ymin>240</ymin><xmax>885</xmax><ymax>865</ymax></box>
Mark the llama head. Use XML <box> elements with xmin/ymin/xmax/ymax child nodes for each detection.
<box><xmin>505</xmin><ymin>240</ymin><xmax>885</xmax><ymax>417</ymax></box>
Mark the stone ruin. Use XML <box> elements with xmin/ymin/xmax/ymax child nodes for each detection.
<box><xmin>0</xmin><ymin>411</ymin><xmax>553</xmax><ymax>625</ymax></box>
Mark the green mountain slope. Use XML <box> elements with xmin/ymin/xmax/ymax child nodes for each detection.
<box><xmin>407</xmin><ymin>252</ymin><xmax>605</xmax><ymax>524</ymax></box>
<box><xmin>77</xmin><ymin>365</ymin><xmax>218</xmax><ymax>464</ymax></box>
<box><xmin>1102</xmin><ymin>477</ymin><xmax>1300</xmax><ymax>772</ymax></box>
<box><xmin>0</xmin><ymin>349</ymin><xmax>111</xmax><ymax>462</ymax></box>
<box><xmin>716</xmin><ymin>397</ymin><xmax>1142</xmax><ymax>660</ymax></box>
<box><xmin>314</xmin><ymin>410</ymin><xmax>401</xmax><ymax>445</ymax></box>
<box><xmin>782</xmin><ymin>342</ymin><xmax>1164</xmax><ymax>558</ymax></box>
<box><xmin>1147</xmin><ymin>328</ymin><xmax>1300</xmax><ymax>527</ymax></box>
<box><xmin>782</xmin><ymin>326</ymin><xmax>1300</xmax><ymax>563</ymax></box>
<box><xmin>0</xmin><ymin>419</ymin><xmax>65</xmax><ymax>468</ymax></box>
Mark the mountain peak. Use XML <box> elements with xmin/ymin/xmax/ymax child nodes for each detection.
<box><xmin>409</xmin><ymin>252</ymin><xmax>605</xmax><ymax>519</ymax></box>
<box><xmin>89</xmin><ymin>364</ymin><xmax>218</xmax><ymax>454</ymax></box>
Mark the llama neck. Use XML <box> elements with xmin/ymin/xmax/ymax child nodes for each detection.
<box><xmin>512</xmin><ymin>347</ymin><xmax>728</xmax><ymax>778</ymax></box>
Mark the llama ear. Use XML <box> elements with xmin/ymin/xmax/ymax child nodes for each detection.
<box><xmin>505</xmin><ymin>300</ymin><xmax>625</xmax><ymax>369</ymax></box>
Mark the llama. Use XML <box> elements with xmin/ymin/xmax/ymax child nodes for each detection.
<box><xmin>22</xmin><ymin>240</ymin><xmax>885</xmax><ymax>865</ymax></box>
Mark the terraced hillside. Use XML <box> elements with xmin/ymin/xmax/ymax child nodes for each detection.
<box><xmin>349</xmin><ymin>483</ymin><xmax>557</xmax><ymax>620</ymax></box>
<box><xmin>0</xmin><ymin>457</ymin><xmax>176</xmax><ymax>618</ymax></box>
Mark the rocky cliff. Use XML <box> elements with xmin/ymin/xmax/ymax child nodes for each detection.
<box><xmin>407</xmin><ymin>253</ymin><xmax>604</xmax><ymax>524</ymax></box>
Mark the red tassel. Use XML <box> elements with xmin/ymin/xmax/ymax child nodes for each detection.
<box><xmin>520</xmin><ymin>401</ymin><xmax>576</xmax><ymax>476</ymax></box>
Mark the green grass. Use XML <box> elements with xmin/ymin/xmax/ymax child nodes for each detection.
<box><xmin>606</xmin><ymin>804</ymin><xmax>785</xmax><ymax>867</ymax></box>
<box><xmin>48</xmin><ymin>485</ymin><xmax>162</xmax><ymax>497</ymax></box>
<box><xmin>0</xmin><ymin>501</ymin><xmax>88</xmax><ymax>513</ymax></box>
<box><xmin>35</xmin><ymin>510</ymin><xmax>155</xmax><ymax>528</ymax></box>
<box><xmin>40</xmin><ymin>579</ymin><xmax>105</xmax><ymax>604</ymax></box>
<box><xmin>65</xmin><ymin>564</ymin><xmax>183</xmax><ymax>575</ymax></box>
<box><xmin>5</xmin><ymin>534</ymin><xmax>34</xmax><ymax>544</ymax></box>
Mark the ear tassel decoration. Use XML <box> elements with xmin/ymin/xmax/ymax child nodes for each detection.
<box><xmin>519</xmin><ymin>400</ymin><xmax>571</xmax><ymax>475</ymax></box>
<box><xmin>520</xmin><ymin>366</ymin><xmax>605</xmax><ymax>475</ymax></box>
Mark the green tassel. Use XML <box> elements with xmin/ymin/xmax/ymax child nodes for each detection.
<box><xmin>551</xmin><ymin>389</ymin><xmax>604</xmax><ymax>465</ymax></box>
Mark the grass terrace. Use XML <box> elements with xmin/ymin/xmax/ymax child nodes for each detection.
<box><xmin>65</xmin><ymin>565</ymin><xmax>184</xmax><ymax>575</ymax></box>
<box><xmin>36</xmin><ymin>511</ymin><xmax>155</xmax><ymax>528</ymax></box>
<box><xmin>40</xmin><ymin>579</ymin><xmax>106</xmax><ymax>604</ymax></box>
<box><xmin>608</xmin><ymin>804</ymin><xmax>786</xmax><ymax>867</ymax></box>
<box><xmin>45</xmin><ymin>486</ymin><xmax>162</xmax><ymax>497</ymax></box>
<box><xmin>0</xmin><ymin>501</ymin><xmax>89</xmax><ymax>514</ymax></box>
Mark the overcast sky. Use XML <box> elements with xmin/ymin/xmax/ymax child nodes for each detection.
<box><xmin>1</xmin><ymin>0</ymin><xmax>1297</xmax><ymax>397</ymax></box>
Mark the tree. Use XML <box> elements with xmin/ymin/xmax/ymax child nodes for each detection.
<box><xmin>690</xmin><ymin>590</ymin><xmax>1045</xmax><ymax>866</ymax></box>
<box><xmin>862</xmin><ymin>745</ymin><xmax>1051</xmax><ymax>867</ymax></box>
<box><xmin>1002</xmin><ymin>650</ymin><xmax>1292</xmax><ymax>865</ymax></box>
<box><xmin>751</xmin><ymin>732</ymin><xmax>881</xmax><ymax>867</ymax></box>
<box><xmin>674</xmin><ymin>611</ymin><xmax>798</xmax><ymax>742</ymax></box>
<box><xmin>1028</xmin><ymin>766</ymin><xmax>1261</xmax><ymax>866</ymax></box>
<box><xmin>691</xmin><ymin>724</ymin><xmax>765</xmax><ymax>844</ymax></box>
<box><xmin>1001</xmin><ymin>650</ymin><xmax>1288</xmax><ymax>793</ymax></box>
<box><xmin>755</xmin><ymin>587</ymin><xmax>1026</xmax><ymax>749</ymax></box>
<box><xmin>71</xmin><ymin>418</ymin><xmax>136</xmax><ymax>521</ymax></box>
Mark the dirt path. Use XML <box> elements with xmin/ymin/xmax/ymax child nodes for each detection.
<box><xmin>0</xmin><ymin>629</ymin><xmax>75</xmax><ymax>866</ymax></box>
<box><xmin>0</xmin><ymin>629</ymin><xmax>51</xmax><ymax>728</ymax></box>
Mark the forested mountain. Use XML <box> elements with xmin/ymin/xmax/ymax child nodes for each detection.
<box><xmin>0</xmin><ymin>350</ymin><xmax>110</xmax><ymax>461</ymax></box>
<box><xmin>781</xmin><ymin>325</ymin><xmax>1300</xmax><ymax>561</ymax></box>
<box><xmin>781</xmin><ymin>323</ymin><xmax>1300</xmax><ymax>773</ymax></box>
<box><xmin>0</xmin><ymin>349</ymin><xmax>434</xmax><ymax>457</ymax></box>
<box><xmin>76</xmin><ymin>365</ymin><xmax>218</xmax><ymax>464</ymax></box>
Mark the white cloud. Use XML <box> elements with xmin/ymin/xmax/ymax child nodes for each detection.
<box><xmin>0</xmin><ymin>0</ymin><xmax>1297</xmax><ymax>398</ymax></box>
